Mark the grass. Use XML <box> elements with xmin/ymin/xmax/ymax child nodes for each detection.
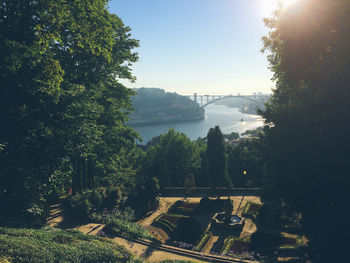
<box><xmin>0</xmin><ymin>226</ymin><xmax>141</xmax><ymax>263</ymax></box>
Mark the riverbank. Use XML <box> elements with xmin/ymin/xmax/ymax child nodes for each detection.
<box><xmin>128</xmin><ymin>112</ymin><xmax>205</xmax><ymax>127</ymax></box>
<box><xmin>131</xmin><ymin>104</ymin><xmax>264</xmax><ymax>143</ymax></box>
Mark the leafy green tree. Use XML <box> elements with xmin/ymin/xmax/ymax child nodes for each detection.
<box><xmin>261</xmin><ymin>0</ymin><xmax>350</xmax><ymax>260</ymax></box>
<box><xmin>227</xmin><ymin>137</ymin><xmax>264</xmax><ymax>187</ymax></box>
<box><xmin>206</xmin><ymin>126</ymin><xmax>232</xmax><ymax>188</ymax></box>
<box><xmin>0</xmin><ymin>0</ymin><xmax>139</xmax><ymax>225</ymax></box>
<box><xmin>143</xmin><ymin>129</ymin><xmax>200</xmax><ymax>187</ymax></box>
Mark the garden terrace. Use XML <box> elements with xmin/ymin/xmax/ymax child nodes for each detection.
<box><xmin>154</xmin><ymin>213</ymin><xmax>188</xmax><ymax>234</ymax></box>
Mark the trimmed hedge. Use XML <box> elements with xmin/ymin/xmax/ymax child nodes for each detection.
<box><xmin>193</xmin><ymin>231</ymin><xmax>211</xmax><ymax>252</ymax></box>
<box><xmin>0</xmin><ymin>227</ymin><xmax>141</xmax><ymax>263</ymax></box>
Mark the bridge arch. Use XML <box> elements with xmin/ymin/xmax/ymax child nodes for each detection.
<box><xmin>200</xmin><ymin>95</ymin><xmax>258</xmax><ymax>108</ymax></box>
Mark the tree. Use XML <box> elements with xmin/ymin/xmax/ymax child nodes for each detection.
<box><xmin>143</xmin><ymin>129</ymin><xmax>201</xmax><ymax>187</ymax></box>
<box><xmin>0</xmin><ymin>0</ymin><xmax>139</xmax><ymax>225</ymax></box>
<box><xmin>261</xmin><ymin>0</ymin><xmax>350</xmax><ymax>261</ymax></box>
<box><xmin>206</xmin><ymin>126</ymin><xmax>232</xmax><ymax>188</ymax></box>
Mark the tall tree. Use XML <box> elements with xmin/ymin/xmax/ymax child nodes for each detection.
<box><xmin>206</xmin><ymin>126</ymin><xmax>232</xmax><ymax>188</ymax></box>
<box><xmin>262</xmin><ymin>0</ymin><xmax>350</xmax><ymax>261</ymax></box>
<box><xmin>0</xmin><ymin>0</ymin><xmax>139</xmax><ymax>225</ymax></box>
<box><xmin>142</xmin><ymin>129</ymin><xmax>200</xmax><ymax>187</ymax></box>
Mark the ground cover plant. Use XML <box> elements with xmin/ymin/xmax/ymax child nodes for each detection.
<box><xmin>242</xmin><ymin>202</ymin><xmax>262</xmax><ymax>220</ymax></box>
<box><xmin>0</xmin><ymin>227</ymin><xmax>140</xmax><ymax>263</ymax></box>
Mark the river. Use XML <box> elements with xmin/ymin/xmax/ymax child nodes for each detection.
<box><xmin>131</xmin><ymin>104</ymin><xmax>264</xmax><ymax>143</ymax></box>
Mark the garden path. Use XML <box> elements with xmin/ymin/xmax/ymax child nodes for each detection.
<box><xmin>46</xmin><ymin>197</ymin><xmax>66</xmax><ymax>227</ymax></box>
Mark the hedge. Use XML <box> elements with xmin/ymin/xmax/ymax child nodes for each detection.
<box><xmin>193</xmin><ymin>231</ymin><xmax>211</xmax><ymax>252</ymax></box>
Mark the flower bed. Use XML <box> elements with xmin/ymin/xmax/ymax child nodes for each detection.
<box><xmin>230</xmin><ymin>240</ymin><xmax>250</xmax><ymax>253</ymax></box>
<box><xmin>221</xmin><ymin>236</ymin><xmax>250</xmax><ymax>255</ymax></box>
<box><xmin>242</xmin><ymin>202</ymin><xmax>262</xmax><ymax>220</ymax></box>
<box><xmin>193</xmin><ymin>231</ymin><xmax>212</xmax><ymax>251</ymax></box>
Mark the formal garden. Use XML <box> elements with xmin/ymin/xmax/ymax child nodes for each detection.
<box><xmin>131</xmin><ymin>196</ymin><xmax>308</xmax><ymax>262</ymax></box>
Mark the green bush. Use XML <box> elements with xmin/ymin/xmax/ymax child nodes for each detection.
<box><xmin>69</xmin><ymin>187</ymin><xmax>124</xmax><ymax>221</ymax></box>
<box><xmin>0</xmin><ymin>227</ymin><xmax>141</xmax><ymax>263</ymax></box>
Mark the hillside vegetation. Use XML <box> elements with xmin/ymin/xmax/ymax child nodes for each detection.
<box><xmin>129</xmin><ymin>88</ymin><xmax>204</xmax><ymax>126</ymax></box>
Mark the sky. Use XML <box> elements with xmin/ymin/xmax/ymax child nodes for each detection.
<box><xmin>108</xmin><ymin>0</ymin><xmax>277</xmax><ymax>95</ymax></box>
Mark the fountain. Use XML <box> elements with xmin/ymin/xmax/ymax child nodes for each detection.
<box><xmin>211</xmin><ymin>198</ymin><xmax>245</xmax><ymax>233</ymax></box>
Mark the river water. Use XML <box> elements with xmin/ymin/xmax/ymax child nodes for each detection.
<box><xmin>131</xmin><ymin>104</ymin><xmax>264</xmax><ymax>143</ymax></box>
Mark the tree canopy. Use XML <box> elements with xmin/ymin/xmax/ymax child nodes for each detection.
<box><xmin>262</xmin><ymin>0</ymin><xmax>350</xmax><ymax>260</ymax></box>
<box><xmin>206</xmin><ymin>126</ymin><xmax>232</xmax><ymax>188</ymax></box>
<box><xmin>0</xmin><ymin>0</ymin><xmax>139</xmax><ymax>225</ymax></box>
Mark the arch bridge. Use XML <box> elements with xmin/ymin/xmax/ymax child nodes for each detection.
<box><xmin>186</xmin><ymin>93</ymin><xmax>269</xmax><ymax>108</ymax></box>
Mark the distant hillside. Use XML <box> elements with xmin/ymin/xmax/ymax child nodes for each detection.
<box><xmin>128</xmin><ymin>88</ymin><xmax>204</xmax><ymax>126</ymax></box>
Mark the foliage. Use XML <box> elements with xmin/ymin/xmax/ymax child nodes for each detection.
<box><xmin>193</xmin><ymin>231</ymin><xmax>211</xmax><ymax>252</ymax></box>
<box><xmin>68</xmin><ymin>187</ymin><xmax>124</xmax><ymax>221</ymax></box>
<box><xmin>223</xmin><ymin>132</ymin><xmax>240</xmax><ymax>141</ymax></box>
<box><xmin>0</xmin><ymin>227</ymin><xmax>140</xmax><ymax>263</ymax></box>
<box><xmin>0</xmin><ymin>0</ymin><xmax>139</xmax><ymax>226</ymax></box>
<box><xmin>226</xmin><ymin>137</ymin><xmax>265</xmax><ymax>187</ymax></box>
<box><xmin>129</xmin><ymin>88</ymin><xmax>204</xmax><ymax>126</ymax></box>
<box><xmin>261</xmin><ymin>0</ymin><xmax>350</xmax><ymax>260</ymax></box>
<box><xmin>141</xmin><ymin>129</ymin><xmax>201</xmax><ymax>187</ymax></box>
<box><xmin>104</xmin><ymin>218</ymin><xmax>154</xmax><ymax>241</ymax></box>
<box><xmin>206</xmin><ymin>126</ymin><xmax>232</xmax><ymax>188</ymax></box>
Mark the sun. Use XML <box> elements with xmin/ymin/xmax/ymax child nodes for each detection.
<box><xmin>261</xmin><ymin>0</ymin><xmax>299</xmax><ymax>16</ymax></box>
<box><xmin>281</xmin><ymin>0</ymin><xmax>298</xmax><ymax>6</ymax></box>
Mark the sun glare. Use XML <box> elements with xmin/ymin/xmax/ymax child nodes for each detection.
<box><xmin>261</xmin><ymin>0</ymin><xmax>298</xmax><ymax>16</ymax></box>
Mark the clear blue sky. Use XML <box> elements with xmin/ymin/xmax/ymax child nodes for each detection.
<box><xmin>108</xmin><ymin>0</ymin><xmax>275</xmax><ymax>95</ymax></box>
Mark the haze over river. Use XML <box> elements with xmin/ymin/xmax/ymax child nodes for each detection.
<box><xmin>131</xmin><ymin>104</ymin><xmax>264</xmax><ymax>144</ymax></box>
